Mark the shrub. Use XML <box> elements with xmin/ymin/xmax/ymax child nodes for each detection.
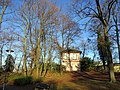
<box><xmin>4</xmin><ymin>54</ymin><xmax>15</xmax><ymax>72</ymax></box>
<box><xmin>33</xmin><ymin>77</ymin><xmax>43</xmax><ymax>84</ymax></box>
<box><xmin>81</xmin><ymin>57</ymin><xmax>95</xmax><ymax>71</ymax></box>
<box><xmin>0</xmin><ymin>68</ymin><xmax>3</xmax><ymax>74</ymax></box>
<box><xmin>14</xmin><ymin>76</ymin><xmax>33</xmax><ymax>85</ymax></box>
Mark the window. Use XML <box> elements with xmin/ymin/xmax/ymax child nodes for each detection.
<box><xmin>70</xmin><ymin>53</ymin><xmax>77</xmax><ymax>60</ymax></box>
<box><xmin>63</xmin><ymin>53</ymin><xmax>69</xmax><ymax>59</ymax></box>
<box><xmin>63</xmin><ymin>53</ymin><xmax>77</xmax><ymax>60</ymax></box>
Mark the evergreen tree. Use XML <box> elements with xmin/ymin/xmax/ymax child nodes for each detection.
<box><xmin>5</xmin><ymin>54</ymin><xmax>15</xmax><ymax>72</ymax></box>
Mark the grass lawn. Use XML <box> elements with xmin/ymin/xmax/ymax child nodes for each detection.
<box><xmin>43</xmin><ymin>71</ymin><xmax>120</xmax><ymax>90</ymax></box>
<box><xmin>0</xmin><ymin>71</ymin><xmax>120</xmax><ymax>90</ymax></box>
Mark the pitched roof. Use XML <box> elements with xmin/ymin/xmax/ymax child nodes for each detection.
<box><xmin>60</xmin><ymin>48</ymin><xmax>82</xmax><ymax>54</ymax></box>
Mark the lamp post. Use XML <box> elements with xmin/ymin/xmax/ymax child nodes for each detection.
<box><xmin>6</xmin><ymin>49</ymin><xmax>14</xmax><ymax>54</ymax></box>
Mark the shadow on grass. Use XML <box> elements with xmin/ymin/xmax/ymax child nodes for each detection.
<box><xmin>47</xmin><ymin>80</ymin><xmax>73</xmax><ymax>90</ymax></box>
<box><xmin>70</xmin><ymin>71</ymin><xmax>120</xmax><ymax>90</ymax></box>
<box><xmin>72</xmin><ymin>72</ymin><xmax>109</xmax><ymax>81</ymax></box>
<box><xmin>43</xmin><ymin>71</ymin><xmax>120</xmax><ymax>90</ymax></box>
<box><xmin>72</xmin><ymin>71</ymin><xmax>120</xmax><ymax>81</ymax></box>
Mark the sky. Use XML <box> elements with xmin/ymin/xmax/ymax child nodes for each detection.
<box><xmin>57</xmin><ymin>0</ymin><xmax>71</xmax><ymax>12</ymax></box>
<box><xmin>1</xmin><ymin>0</ymin><xmax>72</xmax><ymax>64</ymax></box>
<box><xmin>1</xmin><ymin>0</ymin><xmax>103</xmax><ymax>67</ymax></box>
<box><xmin>4</xmin><ymin>1</ymin><xmax>89</xmax><ymax>51</ymax></box>
<box><xmin>3</xmin><ymin>0</ymin><xmax>120</xmax><ymax>67</ymax></box>
<box><xmin>1</xmin><ymin>0</ymin><xmax>120</xmax><ymax>72</ymax></box>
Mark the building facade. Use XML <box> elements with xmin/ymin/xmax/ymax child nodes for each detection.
<box><xmin>61</xmin><ymin>49</ymin><xmax>81</xmax><ymax>71</ymax></box>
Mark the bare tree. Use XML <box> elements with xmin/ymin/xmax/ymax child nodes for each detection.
<box><xmin>72</xmin><ymin>0</ymin><xmax>117</xmax><ymax>82</ymax></box>
<box><xmin>53</xmin><ymin>14</ymin><xmax>81</xmax><ymax>73</ymax></box>
<box><xmin>13</xmin><ymin>0</ymin><xmax>60</xmax><ymax>78</ymax></box>
<box><xmin>0</xmin><ymin>0</ymin><xmax>11</xmax><ymax>68</ymax></box>
<box><xmin>112</xmin><ymin>1</ymin><xmax>120</xmax><ymax>64</ymax></box>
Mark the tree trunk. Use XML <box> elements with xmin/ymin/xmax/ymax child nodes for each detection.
<box><xmin>114</xmin><ymin>13</ymin><xmax>120</xmax><ymax>64</ymax></box>
<box><xmin>97</xmin><ymin>31</ymin><xmax>106</xmax><ymax>70</ymax></box>
<box><xmin>104</xmin><ymin>27</ymin><xmax>116</xmax><ymax>82</ymax></box>
<box><xmin>95</xmin><ymin>0</ymin><xmax>116</xmax><ymax>82</ymax></box>
<box><xmin>107</xmin><ymin>44</ymin><xmax>116</xmax><ymax>82</ymax></box>
<box><xmin>0</xmin><ymin>0</ymin><xmax>9</xmax><ymax>68</ymax></box>
<box><xmin>60</xmin><ymin>52</ymin><xmax>63</xmax><ymax>74</ymax></box>
<box><xmin>23</xmin><ymin>27</ymin><xmax>27</xmax><ymax>76</ymax></box>
<box><xmin>0</xmin><ymin>48</ymin><xmax>2</xmax><ymax>68</ymax></box>
<box><xmin>36</xmin><ymin>38</ymin><xmax>41</xmax><ymax>79</ymax></box>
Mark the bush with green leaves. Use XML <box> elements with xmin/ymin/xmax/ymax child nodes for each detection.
<box><xmin>4</xmin><ymin>54</ymin><xmax>15</xmax><ymax>72</ymax></box>
<box><xmin>0</xmin><ymin>68</ymin><xmax>3</xmax><ymax>74</ymax></box>
<box><xmin>52</xmin><ymin>63</ymin><xmax>65</xmax><ymax>72</ymax></box>
<box><xmin>81</xmin><ymin>57</ymin><xmax>95</xmax><ymax>71</ymax></box>
<box><xmin>14</xmin><ymin>76</ymin><xmax>33</xmax><ymax>85</ymax></box>
<box><xmin>33</xmin><ymin>77</ymin><xmax>43</xmax><ymax>84</ymax></box>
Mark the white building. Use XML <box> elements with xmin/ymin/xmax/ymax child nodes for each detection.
<box><xmin>61</xmin><ymin>49</ymin><xmax>81</xmax><ymax>71</ymax></box>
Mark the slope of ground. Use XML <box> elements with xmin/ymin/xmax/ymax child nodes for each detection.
<box><xmin>44</xmin><ymin>71</ymin><xmax>120</xmax><ymax>90</ymax></box>
<box><xmin>0</xmin><ymin>71</ymin><xmax>120</xmax><ymax>90</ymax></box>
